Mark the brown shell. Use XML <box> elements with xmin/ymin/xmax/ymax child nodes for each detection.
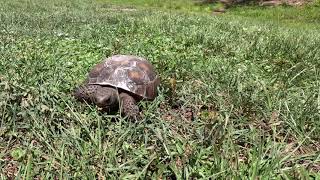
<box><xmin>87</xmin><ymin>55</ymin><xmax>160</xmax><ymax>100</ymax></box>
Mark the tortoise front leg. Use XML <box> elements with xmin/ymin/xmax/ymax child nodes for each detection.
<box><xmin>119</xmin><ymin>92</ymin><xmax>141</xmax><ymax>120</ymax></box>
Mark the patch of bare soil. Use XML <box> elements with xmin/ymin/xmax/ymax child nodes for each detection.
<box><xmin>2</xmin><ymin>155</ymin><xmax>19</xmax><ymax>179</ymax></box>
<box><xmin>211</xmin><ymin>0</ymin><xmax>312</xmax><ymax>15</ymax></box>
<box><xmin>158</xmin><ymin>100</ymin><xmax>197</xmax><ymax>140</ymax></box>
<box><xmin>260</xmin><ymin>0</ymin><xmax>312</xmax><ymax>6</ymax></box>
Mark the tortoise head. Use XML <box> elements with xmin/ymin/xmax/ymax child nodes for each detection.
<box><xmin>74</xmin><ymin>84</ymin><xmax>119</xmax><ymax>109</ymax></box>
<box><xmin>94</xmin><ymin>86</ymin><xmax>119</xmax><ymax>109</ymax></box>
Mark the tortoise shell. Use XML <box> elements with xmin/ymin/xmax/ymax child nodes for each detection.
<box><xmin>87</xmin><ymin>55</ymin><xmax>160</xmax><ymax>100</ymax></box>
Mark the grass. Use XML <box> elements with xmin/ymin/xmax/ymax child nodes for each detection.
<box><xmin>99</xmin><ymin>0</ymin><xmax>215</xmax><ymax>13</ymax></box>
<box><xmin>103</xmin><ymin>0</ymin><xmax>320</xmax><ymax>28</ymax></box>
<box><xmin>227</xmin><ymin>4</ymin><xmax>320</xmax><ymax>28</ymax></box>
<box><xmin>1</xmin><ymin>0</ymin><xmax>320</xmax><ymax>179</ymax></box>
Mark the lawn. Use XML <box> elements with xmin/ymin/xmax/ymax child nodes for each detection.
<box><xmin>99</xmin><ymin>0</ymin><xmax>215</xmax><ymax>13</ymax></box>
<box><xmin>0</xmin><ymin>0</ymin><xmax>319</xmax><ymax>179</ymax></box>
<box><xmin>103</xmin><ymin>0</ymin><xmax>320</xmax><ymax>28</ymax></box>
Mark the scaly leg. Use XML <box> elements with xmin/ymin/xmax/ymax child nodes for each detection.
<box><xmin>119</xmin><ymin>92</ymin><xmax>141</xmax><ymax>120</ymax></box>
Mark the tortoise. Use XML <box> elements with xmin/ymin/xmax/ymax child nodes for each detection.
<box><xmin>74</xmin><ymin>55</ymin><xmax>160</xmax><ymax>120</ymax></box>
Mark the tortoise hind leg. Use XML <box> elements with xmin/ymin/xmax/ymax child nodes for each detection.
<box><xmin>119</xmin><ymin>92</ymin><xmax>141</xmax><ymax>120</ymax></box>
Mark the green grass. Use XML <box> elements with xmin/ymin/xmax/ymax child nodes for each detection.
<box><xmin>103</xmin><ymin>0</ymin><xmax>320</xmax><ymax>28</ymax></box>
<box><xmin>99</xmin><ymin>0</ymin><xmax>215</xmax><ymax>13</ymax></box>
<box><xmin>1</xmin><ymin>0</ymin><xmax>320</xmax><ymax>179</ymax></box>
<box><xmin>227</xmin><ymin>4</ymin><xmax>320</xmax><ymax>28</ymax></box>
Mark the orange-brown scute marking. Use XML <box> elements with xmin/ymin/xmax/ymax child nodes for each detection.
<box><xmin>137</xmin><ymin>62</ymin><xmax>156</xmax><ymax>79</ymax></box>
<box><xmin>89</xmin><ymin>62</ymin><xmax>105</xmax><ymax>78</ymax></box>
<box><xmin>128</xmin><ymin>70</ymin><xmax>144</xmax><ymax>84</ymax></box>
<box><xmin>137</xmin><ymin>62</ymin><xmax>152</xmax><ymax>71</ymax></box>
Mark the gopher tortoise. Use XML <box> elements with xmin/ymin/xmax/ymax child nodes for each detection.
<box><xmin>74</xmin><ymin>55</ymin><xmax>160</xmax><ymax>120</ymax></box>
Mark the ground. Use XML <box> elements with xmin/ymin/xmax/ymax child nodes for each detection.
<box><xmin>0</xmin><ymin>0</ymin><xmax>319</xmax><ymax>179</ymax></box>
